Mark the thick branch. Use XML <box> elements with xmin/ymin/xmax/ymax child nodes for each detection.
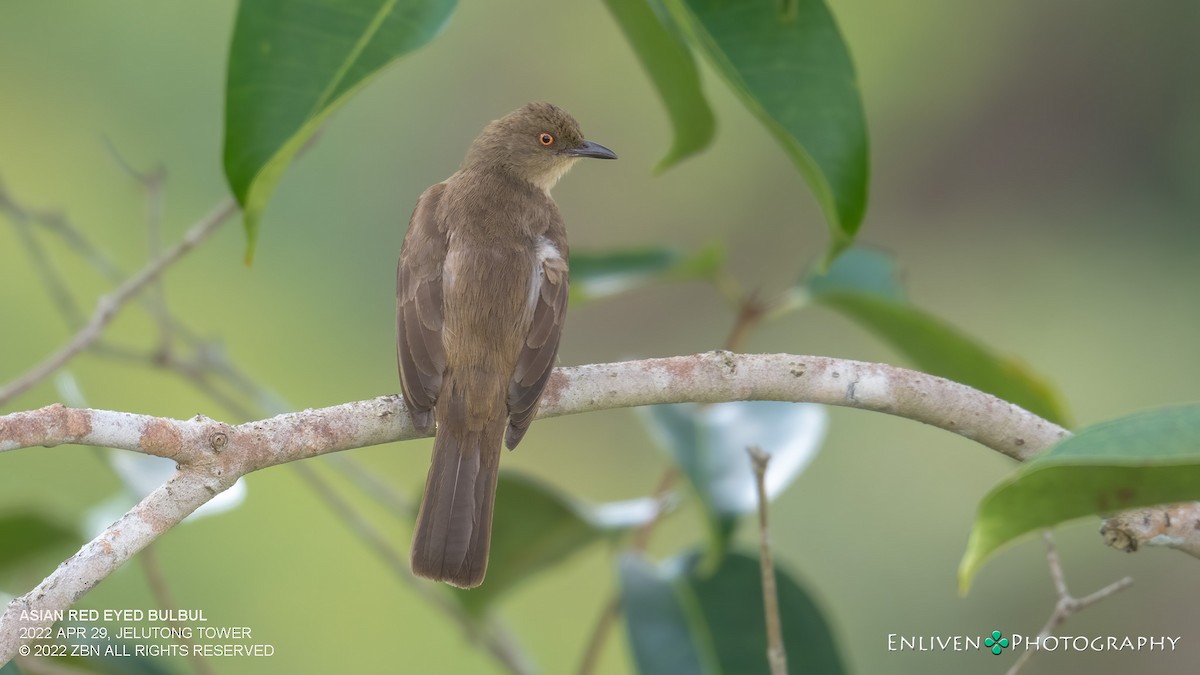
<box><xmin>1</xmin><ymin>352</ymin><xmax>1063</xmax><ymax>462</ymax></box>
<box><xmin>0</xmin><ymin>351</ymin><xmax>1066</xmax><ymax>662</ymax></box>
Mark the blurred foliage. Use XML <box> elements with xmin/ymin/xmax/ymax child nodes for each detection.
<box><xmin>802</xmin><ymin>247</ymin><xmax>1071</xmax><ymax>425</ymax></box>
<box><xmin>641</xmin><ymin>401</ymin><xmax>826</xmax><ymax>567</ymax></box>
<box><xmin>961</xmin><ymin>404</ymin><xmax>1200</xmax><ymax>591</ymax></box>
<box><xmin>569</xmin><ymin>245</ymin><xmax>723</xmax><ymax>303</ymax></box>
<box><xmin>620</xmin><ymin>551</ymin><xmax>845</xmax><ymax>675</ymax></box>
<box><xmin>452</xmin><ymin>471</ymin><xmax>656</xmax><ymax>616</ymax></box>
<box><xmin>0</xmin><ymin>513</ymin><xmax>77</xmax><ymax>576</ymax></box>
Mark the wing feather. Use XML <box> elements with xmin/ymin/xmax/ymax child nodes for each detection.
<box><xmin>397</xmin><ymin>183</ymin><xmax>448</xmax><ymax>433</ymax></box>
<box><xmin>506</xmin><ymin>229</ymin><xmax>569</xmax><ymax>449</ymax></box>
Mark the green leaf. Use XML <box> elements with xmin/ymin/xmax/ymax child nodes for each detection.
<box><xmin>640</xmin><ymin>402</ymin><xmax>827</xmax><ymax>566</ymax></box>
<box><xmin>806</xmin><ymin>248</ymin><xmax>1070</xmax><ymax>426</ymax></box>
<box><xmin>602</xmin><ymin>0</ymin><xmax>715</xmax><ymax>172</ymax></box>
<box><xmin>806</xmin><ymin>246</ymin><xmax>904</xmax><ymax>302</ymax></box>
<box><xmin>620</xmin><ymin>550</ymin><xmax>846</xmax><ymax>675</ymax></box>
<box><xmin>619</xmin><ymin>555</ymin><xmax>712</xmax><ymax>675</ymax></box>
<box><xmin>0</xmin><ymin>512</ymin><xmax>77</xmax><ymax>575</ymax></box>
<box><xmin>453</xmin><ymin>472</ymin><xmax>652</xmax><ymax>615</ymax></box>
<box><xmin>960</xmin><ymin>404</ymin><xmax>1200</xmax><ymax>592</ymax></box>
<box><xmin>223</xmin><ymin>0</ymin><xmax>456</xmax><ymax>261</ymax></box>
<box><xmin>663</xmin><ymin>0</ymin><xmax>868</xmax><ymax>263</ymax></box>
<box><xmin>570</xmin><ymin>245</ymin><xmax>723</xmax><ymax>303</ymax></box>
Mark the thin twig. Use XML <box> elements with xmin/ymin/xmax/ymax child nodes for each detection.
<box><xmin>4</xmin><ymin>202</ymin><xmax>85</xmax><ymax>329</ymax></box>
<box><xmin>1100</xmin><ymin>503</ymin><xmax>1200</xmax><ymax>558</ymax></box>
<box><xmin>1005</xmin><ymin>532</ymin><xmax>1133</xmax><ymax>675</ymax></box>
<box><xmin>100</xmin><ymin>140</ymin><xmax>174</xmax><ymax>352</ymax></box>
<box><xmin>576</xmin><ymin>468</ymin><xmax>678</xmax><ymax>675</ymax></box>
<box><xmin>138</xmin><ymin>544</ymin><xmax>216</xmax><ymax>675</ymax></box>
<box><xmin>0</xmin><ymin>198</ymin><xmax>238</xmax><ymax>406</ymax></box>
<box><xmin>722</xmin><ymin>289</ymin><xmax>768</xmax><ymax>353</ymax></box>
<box><xmin>747</xmin><ymin>446</ymin><xmax>787</xmax><ymax>675</ymax></box>
<box><xmin>2</xmin><ymin>182</ymin><xmax>272</xmax><ymax>417</ymax></box>
<box><xmin>324</xmin><ymin>453</ymin><xmax>416</xmax><ymax>517</ymax></box>
<box><xmin>292</xmin><ymin>463</ymin><xmax>535</xmax><ymax>675</ymax></box>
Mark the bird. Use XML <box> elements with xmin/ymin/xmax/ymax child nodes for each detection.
<box><xmin>397</xmin><ymin>102</ymin><xmax>616</xmax><ymax>588</ymax></box>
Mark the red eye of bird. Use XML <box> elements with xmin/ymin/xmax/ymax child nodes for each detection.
<box><xmin>538</xmin><ymin>133</ymin><xmax>554</xmax><ymax>146</ymax></box>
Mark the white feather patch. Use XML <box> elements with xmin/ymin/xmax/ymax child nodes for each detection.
<box><xmin>527</xmin><ymin>236</ymin><xmax>562</xmax><ymax>314</ymax></box>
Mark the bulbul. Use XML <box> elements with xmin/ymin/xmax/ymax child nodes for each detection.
<box><xmin>398</xmin><ymin>102</ymin><xmax>616</xmax><ymax>588</ymax></box>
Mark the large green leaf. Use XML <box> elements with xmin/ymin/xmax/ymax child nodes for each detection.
<box><xmin>960</xmin><ymin>404</ymin><xmax>1200</xmax><ymax>591</ymax></box>
<box><xmin>0</xmin><ymin>512</ymin><xmax>77</xmax><ymax>575</ymax></box>
<box><xmin>805</xmin><ymin>248</ymin><xmax>1070</xmax><ymax>425</ymax></box>
<box><xmin>223</xmin><ymin>0</ymin><xmax>456</xmax><ymax>261</ymax></box>
<box><xmin>570</xmin><ymin>245</ymin><xmax>723</xmax><ymax>303</ymax></box>
<box><xmin>602</xmin><ymin>0</ymin><xmax>715</xmax><ymax>172</ymax></box>
<box><xmin>619</xmin><ymin>555</ymin><xmax>711</xmax><ymax>675</ymax></box>
<box><xmin>641</xmin><ymin>402</ymin><xmax>827</xmax><ymax>566</ymax></box>
<box><xmin>620</xmin><ymin>550</ymin><xmax>846</xmax><ymax>675</ymax></box>
<box><xmin>663</xmin><ymin>0</ymin><xmax>868</xmax><ymax>262</ymax></box>
<box><xmin>453</xmin><ymin>472</ymin><xmax>654</xmax><ymax>615</ymax></box>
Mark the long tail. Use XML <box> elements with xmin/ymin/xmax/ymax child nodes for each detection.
<box><xmin>410</xmin><ymin>412</ymin><xmax>505</xmax><ymax>588</ymax></box>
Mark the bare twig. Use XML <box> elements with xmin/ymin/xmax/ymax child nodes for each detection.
<box><xmin>138</xmin><ymin>544</ymin><xmax>216</xmax><ymax>675</ymax></box>
<box><xmin>748</xmin><ymin>446</ymin><xmax>787</xmax><ymax>675</ymax></box>
<box><xmin>1100</xmin><ymin>503</ymin><xmax>1200</xmax><ymax>559</ymax></box>
<box><xmin>100</xmin><ymin>140</ymin><xmax>174</xmax><ymax>351</ymax></box>
<box><xmin>323</xmin><ymin>453</ymin><xmax>416</xmax><ymax>517</ymax></box>
<box><xmin>292</xmin><ymin>463</ymin><xmax>534</xmax><ymax>675</ymax></box>
<box><xmin>576</xmin><ymin>596</ymin><xmax>620</xmax><ymax>675</ymax></box>
<box><xmin>3</xmin><ymin>200</ymin><xmax>85</xmax><ymax>328</ymax></box>
<box><xmin>722</xmin><ymin>290</ymin><xmax>768</xmax><ymax>353</ymax></box>
<box><xmin>1004</xmin><ymin>533</ymin><xmax>1134</xmax><ymax>675</ymax></box>
<box><xmin>576</xmin><ymin>469</ymin><xmax>678</xmax><ymax>675</ymax></box>
<box><xmin>0</xmin><ymin>198</ymin><xmax>238</xmax><ymax>406</ymax></box>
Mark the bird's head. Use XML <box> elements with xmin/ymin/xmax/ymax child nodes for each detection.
<box><xmin>464</xmin><ymin>102</ymin><xmax>616</xmax><ymax>191</ymax></box>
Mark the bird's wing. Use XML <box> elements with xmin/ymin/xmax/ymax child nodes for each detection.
<box><xmin>397</xmin><ymin>183</ymin><xmax>448</xmax><ymax>433</ymax></box>
<box><xmin>506</xmin><ymin>226</ymin><xmax>569</xmax><ymax>449</ymax></box>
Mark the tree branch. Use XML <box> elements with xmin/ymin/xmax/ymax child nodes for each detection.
<box><xmin>1005</xmin><ymin>533</ymin><xmax>1133</xmax><ymax>675</ymax></box>
<box><xmin>0</xmin><ymin>350</ymin><xmax>1068</xmax><ymax>662</ymax></box>
<box><xmin>0</xmin><ymin>198</ymin><xmax>238</xmax><ymax>407</ymax></box>
<box><xmin>748</xmin><ymin>446</ymin><xmax>787</xmax><ymax>675</ymax></box>
<box><xmin>1100</xmin><ymin>502</ymin><xmax>1200</xmax><ymax>559</ymax></box>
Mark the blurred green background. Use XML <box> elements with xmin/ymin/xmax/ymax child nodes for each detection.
<box><xmin>2</xmin><ymin>1</ymin><xmax>1198</xmax><ymax>673</ymax></box>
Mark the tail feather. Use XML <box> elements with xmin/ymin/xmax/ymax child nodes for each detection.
<box><xmin>411</xmin><ymin>416</ymin><xmax>504</xmax><ymax>588</ymax></box>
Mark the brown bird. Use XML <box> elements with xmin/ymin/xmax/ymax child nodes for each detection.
<box><xmin>398</xmin><ymin>102</ymin><xmax>616</xmax><ymax>587</ymax></box>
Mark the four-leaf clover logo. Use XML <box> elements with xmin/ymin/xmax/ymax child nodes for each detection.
<box><xmin>985</xmin><ymin>630</ymin><xmax>1010</xmax><ymax>655</ymax></box>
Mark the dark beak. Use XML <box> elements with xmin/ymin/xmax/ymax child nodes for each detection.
<box><xmin>562</xmin><ymin>140</ymin><xmax>617</xmax><ymax>160</ymax></box>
